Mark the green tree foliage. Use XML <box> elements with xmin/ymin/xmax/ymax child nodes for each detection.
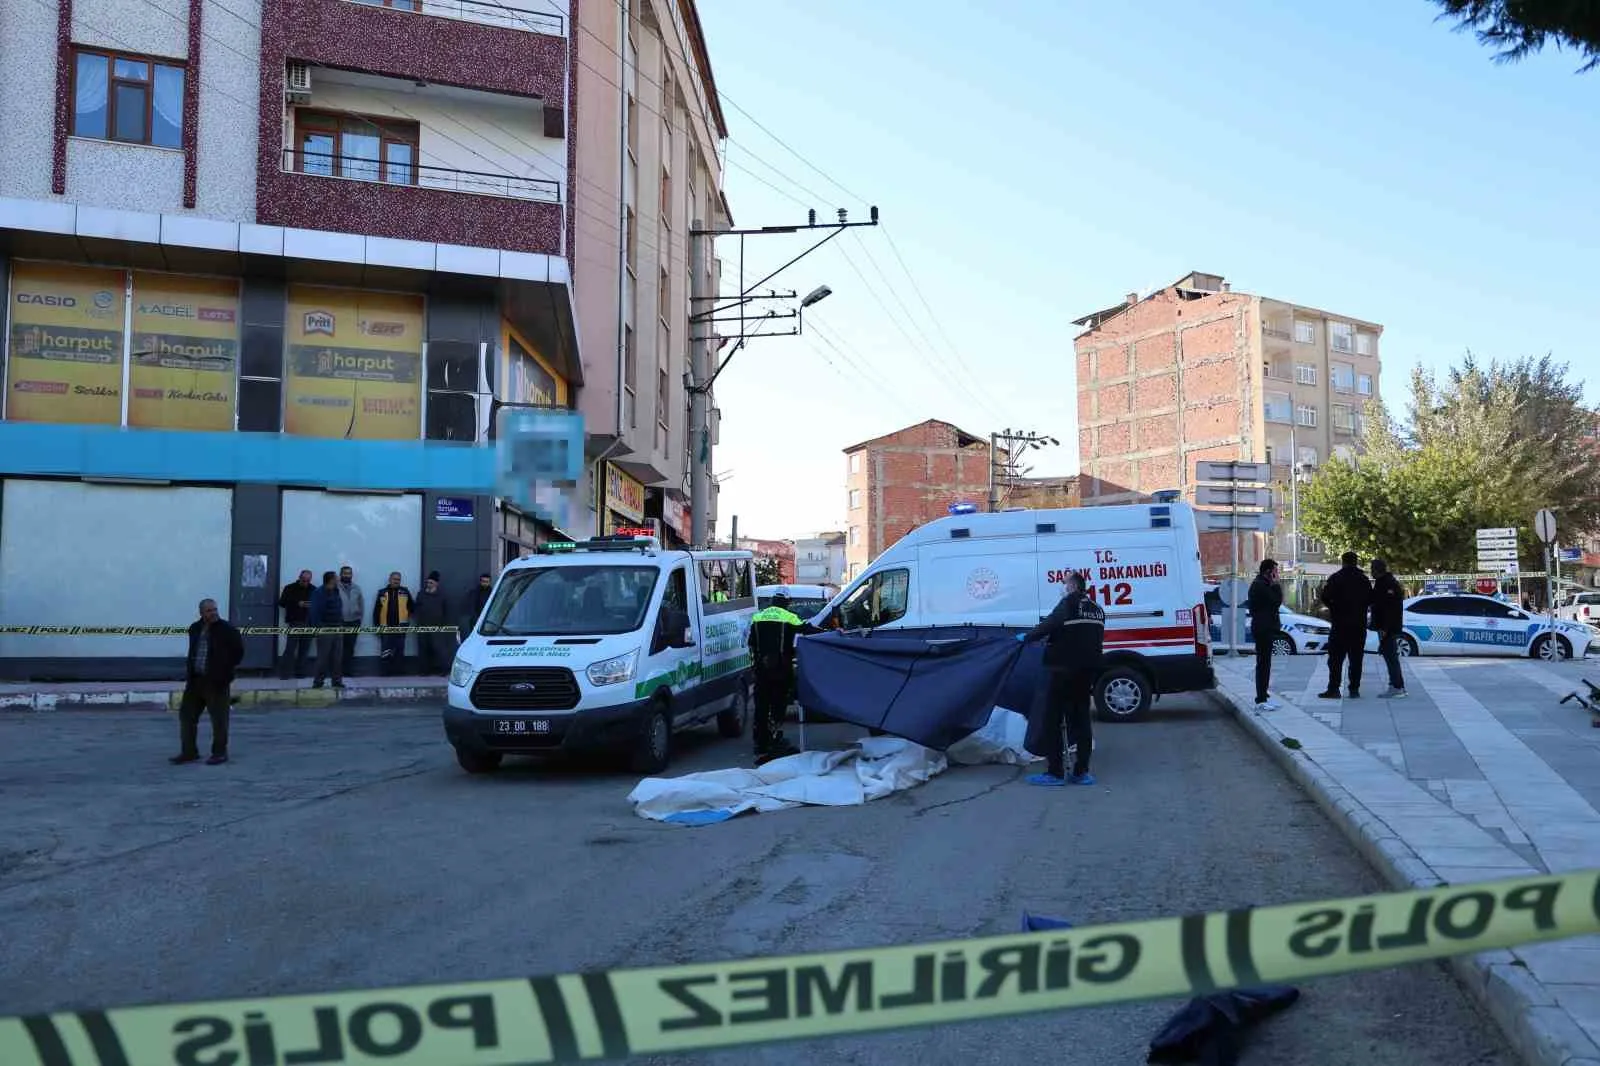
<box><xmin>1431</xmin><ymin>1</ymin><xmax>1600</xmax><ymax>72</ymax></box>
<box><xmin>1299</xmin><ymin>354</ymin><xmax>1598</xmax><ymax>571</ymax></box>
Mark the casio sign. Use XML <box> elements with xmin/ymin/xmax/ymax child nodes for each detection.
<box><xmin>17</xmin><ymin>293</ymin><xmax>75</xmax><ymax>307</ymax></box>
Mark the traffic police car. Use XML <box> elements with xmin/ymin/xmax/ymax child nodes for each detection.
<box><xmin>1362</xmin><ymin>592</ymin><xmax>1594</xmax><ymax>660</ymax></box>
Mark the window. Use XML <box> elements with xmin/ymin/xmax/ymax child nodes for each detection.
<box><xmin>1295</xmin><ymin>403</ymin><xmax>1317</xmax><ymax>427</ymax></box>
<box><xmin>698</xmin><ymin>557</ymin><xmax>752</xmax><ymax>610</ymax></box>
<box><xmin>1264</xmin><ymin>444</ymin><xmax>1278</xmax><ymax>466</ymax></box>
<box><xmin>657</xmin><ymin>267</ymin><xmax>670</xmax><ymax>327</ymax></box>
<box><xmin>72</xmin><ymin>49</ymin><xmax>185</xmax><ymax>148</ymax></box>
<box><xmin>655</xmin><ymin>365</ymin><xmax>668</xmax><ymax>450</ymax></box>
<box><xmin>659</xmin><ymin>166</ymin><xmax>671</xmax><ymax>227</ymax></box>
<box><xmin>1296</xmin><ymin>534</ymin><xmax>1325</xmax><ymax>556</ymax></box>
<box><xmin>1332</xmin><ymin>403</ymin><xmax>1355</xmax><ymax>432</ymax></box>
<box><xmin>1356</xmin><ymin>332</ymin><xmax>1375</xmax><ymax>357</ymax></box>
<box><xmin>1264</xmin><ymin>361</ymin><xmax>1289</xmax><ymax>381</ymax></box>
<box><xmin>849</xmin><ymin>488</ymin><xmax>862</xmax><ymax>510</ymax></box>
<box><xmin>294</xmin><ymin>111</ymin><xmax>418</xmax><ymax>185</ymax></box>
<box><xmin>1265</xmin><ymin>392</ymin><xmax>1292</xmax><ymax>423</ymax></box>
<box><xmin>1329</xmin><ymin>321</ymin><xmax>1354</xmax><ymax>353</ymax></box>
<box><xmin>622</xmin><ymin>324</ymin><xmax>637</xmax><ymax>428</ymax></box>
<box><xmin>625</xmin><ymin>95</ymin><xmax>638</xmax><ymax>161</ymax></box>
<box><xmin>624</xmin><ymin>207</ymin><xmax>636</xmax><ymax>273</ymax></box>
<box><xmin>485</xmin><ymin>565</ymin><xmax>660</xmax><ymax>637</ymax></box>
<box><xmin>1297</xmin><ymin>445</ymin><xmax>1319</xmax><ymax>468</ymax></box>
<box><xmin>849</xmin><ymin>453</ymin><xmax>861</xmax><ymax>474</ymax></box>
<box><xmin>849</xmin><ymin>526</ymin><xmax>860</xmax><ymax>546</ymax></box>
<box><xmin>838</xmin><ymin>568</ymin><xmax>910</xmax><ymax>629</ymax></box>
<box><xmin>351</xmin><ymin>0</ymin><xmax>421</xmax><ymax>8</ymax></box>
<box><xmin>1357</xmin><ymin>373</ymin><xmax>1373</xmax><ymax>396</ymax></box>
<box><xmin>1295</xmin><ymin>364</ymin><xmax>1317</xmax><ymax>385</ymax></box>
<box><xmin>1331</xmin><ymin>362</ymin><xmax>1355</xmax><ymax>392</ymax></box>
<box><xmin>1332</xmin><ymin>444</ymin><xmax>1356</xmax><ymax>462</ymax></box>
<box><xmin>1294</xmin><ymin>320</ymin><xmax>1316</xmax><ymax>344</ymax></box>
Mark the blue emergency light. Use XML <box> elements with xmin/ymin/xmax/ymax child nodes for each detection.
<box><xmin>949</xmin><ymin>502</ymin><xmax>979</xmax><ymax>516</ymax></box>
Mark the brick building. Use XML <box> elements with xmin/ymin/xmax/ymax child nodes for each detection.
<box><xmin>1074</xmin><ymin>271</ymin><xmax>1382</xmax><ymax>576</ymax></box>
<box><xmin>1003</xmin><ymin>475</ymin><xmax>1080</xmax><ymax>511</ymax></box>
<box><xmin>736</xmin><ymin>537</ymin><xmax>795</xmax><ymax>584</ymax></box>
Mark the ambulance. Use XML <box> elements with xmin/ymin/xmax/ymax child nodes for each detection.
<box><xmin>811</xmin><ymin>502</ymin><xmax>1214</xmax><ymax>721</ymax></box>
<box><xmin>442</xmin><ymin>534</ymin><xmax>757</xmax><ymax>775</ymax></box>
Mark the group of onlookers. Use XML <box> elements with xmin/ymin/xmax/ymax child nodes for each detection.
<box><xmin>276</xmin><ymin>567</ymin><xmax>494</xmax><ymax>686</ymax></box>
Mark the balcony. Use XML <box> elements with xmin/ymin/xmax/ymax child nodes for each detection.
<box><xmin>268</xmin><ymin>0</ymin><xmax>566</xmax><ymax>104</ymax></box>
<box><xmin>258</xmin><ymin>69</ymin><xmax>565</xmax><ymax>255</ymax></box>
<box><xmin>1263</xmin><ymin>321</ymin><xmax>1293</xmax><ymax>351</ymax></box>
<box><xmin>342</xmin><ymin>0</ymin><xmax>565</xmax><ymax>36</ymax></box>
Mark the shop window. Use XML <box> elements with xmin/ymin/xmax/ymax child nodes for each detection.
<box><xmin>425</xmin><ymin>339</ymin><xmax>481</xmax><ymax>442</ymax></box>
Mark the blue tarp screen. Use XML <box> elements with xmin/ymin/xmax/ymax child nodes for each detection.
<box><xmin>795</xmin><ymin>628</ymin><xmax>1031</xmax><ymax>750</ymax></box>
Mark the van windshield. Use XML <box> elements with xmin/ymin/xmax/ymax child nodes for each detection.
<box><xmin>481</xmin><ymin>565</ymin><xmax>659</xmax><ymax>636</ymax></box>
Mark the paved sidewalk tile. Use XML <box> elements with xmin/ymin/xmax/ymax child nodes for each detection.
<box><xmin>1214</xmin><ymin>652</ymin><xmax>1600</xmax><ymax>1066</ymax></box>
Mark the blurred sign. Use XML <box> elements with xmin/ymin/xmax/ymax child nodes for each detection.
<box><xmin>435</xmin><ymin>497</ymin><xmax>474</xmax><ymax>523</ymax></box>
<box><xmin>1197</xmin><ymin>509</ymin><xmax>1277</xmax><ymax>533</ymax></box>
<box><xmin>1196</xmin><ymin>460</ymin><xmax>1272</xmax><ymax>483</ymax></box>
<box><xmin>1423</xmin><ymin>580</ymin><xmax>1463</xmax><ymax>595</ymax></box>
<box><xmin>1196</xmin><ymin>485</ymin><xmax>1271</xmax><ymax>508</ymax></box>
<box><xmin>1559</xmin><ymin>546</ymin><xmax>1582</xmax><ymax>562</ymax></box>
<box><xmin>604</xmin><ymin>463</ymin><xmax>645</xmax><ymax>522</ymax></box>
<box><xmin>496</xmin><ymin>408</ymin><xmax>584</xmax><ymax>532</ymax></box>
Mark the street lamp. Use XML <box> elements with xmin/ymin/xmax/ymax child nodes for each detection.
<box><xmin>801</xmin><ymin>285</ymin><xmax>832</xmax><ymax>309</ymax></box>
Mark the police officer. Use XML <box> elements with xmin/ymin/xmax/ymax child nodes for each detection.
<box><xmin>747</xmin><ymin>591</ymin><xmax>812</xmax><ymax>762</ymax></box>
<box><xmin>1018</xmin><ymin>569</ymin><xmax>1106</xmax><ymax>787</ymax></box>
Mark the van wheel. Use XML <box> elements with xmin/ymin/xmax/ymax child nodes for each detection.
<box><xmin>455</xmin><ymin>748</ymin><xmax>502</xmax><ymax>774</ymax></box>
<box><xmin>717</xmin><ymin>685</ymin><xmax>749</xmax><ymax>739</ymax></box>
<box><xmin>632</xmin><ymin>702</ymin><xmax>672</xmax><ymax>774</ymax></box>
<box><xmin>1095</xmin><ymin>666</ymin><xmax>1153</xmax><ymax>723</ymax></box>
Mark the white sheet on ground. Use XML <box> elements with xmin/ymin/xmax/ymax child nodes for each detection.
<box><xmin>627</xmin><ymin>708</ymin><xmax>1041</xmax><ymax>825</ymax></box>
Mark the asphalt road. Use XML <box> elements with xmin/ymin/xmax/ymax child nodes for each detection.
<box><xmin>0</xmin><ymin>696</ymin><xmax>1514</xmax><ymax>1066</ymax></box>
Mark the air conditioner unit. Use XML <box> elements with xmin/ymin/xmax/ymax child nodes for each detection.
<box><xmin>286</xmin><ymin>62</ymin><xmax>312</xmax><ymax>104</ymax></box>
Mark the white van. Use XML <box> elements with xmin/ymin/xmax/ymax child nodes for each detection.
<box><xmin>443</xmin><ymin>534</ymin><xmax>756</xmax><ymax>775</ymax></box>
<box><xmin>811</xmin><ymin>503</ymin><xmax>1214</xmax><ymax>721</ymax></box>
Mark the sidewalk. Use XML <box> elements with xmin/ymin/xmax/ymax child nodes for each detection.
<box><xmin>1212</xmin><ymin>652</ymin><xmax>1600</xmax><ymax>1066</ymax></box>
<box><xmin>0</xmin><ymin>674</ymin><xmax>447</xmax><ymax>711</ymax></box>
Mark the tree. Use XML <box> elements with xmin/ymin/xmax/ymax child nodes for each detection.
<box><xmin>1299</xmin><ymin>354</ymin><xmax>1598</xmax><ymax>572</ymax></box>
<box><xmin>754</xmin><ymin>555</ymin><xmax>783</xmax><ymax>586</ymax></box>
<box><xmin>1430</xmin><ymin>1</ymin><xmax>1600</xmax><ymax>72</ymax></box>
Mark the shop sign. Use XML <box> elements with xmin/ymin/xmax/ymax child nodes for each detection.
<box><xmin>284</xmin><ymin>285</ymin><xmax>423</xmax><ymax>441</ymax></box>
<box><xmin>5</xmin><ymin>261</ymin><xmax>126</xmax><ymax>425</ymax></box>
<box><xmin>129</xmin><ymin>272</ymin><xmax>239</xmax><ymax>431</ymax></box>
<box><xmin>604</xmin><ymin>464</ymin><xmax>645</xmax><ymax>522</ymax></box>
<box><xmin>662</xmin><ymin>494</ymin><xmax>690</xmax><ymax>541</ymax></box>
<box><xmin>436</xmin><ymin>497</ymin><xmax>475</xmax><ymax>523</ymax></box>
<box><xmin>507</xmin><ymin>332</ymin><xmax>563</xmax><ymax>407</ymax></box>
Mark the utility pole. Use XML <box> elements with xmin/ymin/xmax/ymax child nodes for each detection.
<box><xmin>689</xmin><ymin>216</ymin><xmax>711</xmax><ymax>548</ymax></box>
<box><xmin>687</xmin><ymin>207</ymin><xmax>880</xmax><ymax>548</ymax></box>
<box><xmin>988</xmin><ymin>428</ymin><xmax>1059</xmax><ymax>511</ymax></box>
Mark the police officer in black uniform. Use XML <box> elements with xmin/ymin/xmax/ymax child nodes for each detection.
<box><xmin>1019</xmin><ymin>569</ymin><xmax>1106</xmax><ymax>787</ymax></box>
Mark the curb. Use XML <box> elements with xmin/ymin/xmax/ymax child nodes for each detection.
<box><xmin>1210</xmin><ymin>681</ymin><xmax>1600</xmax><ymax>1066</ymax></box>
<box><xmin>0</xmin><ymin>684</ymin><xmax>447</xmax><ymax>712</ymax></box>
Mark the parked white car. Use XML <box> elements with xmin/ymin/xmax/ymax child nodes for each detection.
<box><xmin>1204</xmin><ymin>585</ymin><xmax>1331</xmax><ymax>655</ymax></box>
<box><xmin>1555</xmin><ymin>591</ymin><xmax>1600</xmax><ymax>627</ymax></box>
<box><xmin>1362</xmin><ymin>592</ymin><xmax>1594</xmax><ymax>661</ymax></box>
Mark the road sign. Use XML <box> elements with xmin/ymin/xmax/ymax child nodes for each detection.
<box><xmin>1195</xmin><ymin>460</ymin><xmax>1272</xmax><ymax>484</ymax></box>
<box><xmin>1560</xmin><ymin>546</ymin><xmax>1583</xmax><ymax>562</ymax></box>
<box><xmin>1502</xmin><ymin>560</ymin><xmax>1519</xmax><ymax>574</ymax></box>
<box><xmin>1476</xmin><ymin>549</ymin><xmax>1519</xmax><ymax>562</ymax></box>
<box><xmin>1197</xmin><ymin>509</ymin><xmax>1278</xmax><ymax>533</ymax></box>
<box><xmin>1196</xmin><ymin>485</ymin><xmax>1272</xmax><ymax>508</ymax></box>
<box><xmin>1476</xmin><ymin>538</ymin><xmax>1517</xmax><ymax>552</ymax></box>
<box><xmin>1476</xmin><ymin>527</ymin><xmax>1517</xmax><ymax>542</ymax></box>
<box><xmin>1474</xmin><ymin>577</ymin><xmax>1499</xmax><ymax>595</ymax></box>
<box><xmin>1535</xmin><ymin>508</ymin><xmax>1557</xmax><ymax>544</ymax></box>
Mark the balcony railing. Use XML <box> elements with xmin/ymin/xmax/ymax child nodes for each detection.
<box><xmin>343</xmin><ymin>0</ymin><xmax>564</xmax><ymax>35</ymax></box>
<box><xmin>285</xmin><ymin>148</ymin><xmax>561</xmax><ymax>204</ymax></box>
<box><xmin>1263</xmin><ymin>324</ymin><xmax>1292</xmax><ymax>342</ymax></box>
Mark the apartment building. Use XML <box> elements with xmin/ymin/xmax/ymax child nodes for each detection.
<box><xmin>794</xmin><ymin>531</ymin><xmax>846</xmax><ymax>589</ymax></box>
<box><xmin>843</xmin><ymin>420</ymin><xmax>990</xmax><ymax>579</ymax></box>
<box><xmin>1073</xmin><ymin>271</ymin><xmax>1383</xmax><ymax>575</ymax></box>
<box><xmin>574</xmin><ymin>0</ymin><xmax>730</xmax><ymax>548</ymax></box>
<box><xmin>0</xmin><ymin>0</ymin><xmax>587</xmax><ymax>681</ymax></box>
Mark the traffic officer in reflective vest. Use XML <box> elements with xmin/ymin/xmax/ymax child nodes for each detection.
<box><xmin>747</xmin><ymin>591</ymin><xmax>814</xmax><ymax>762</ymax></box>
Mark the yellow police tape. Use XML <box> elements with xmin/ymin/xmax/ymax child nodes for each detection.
<box><xmin>0</xmin><ymin>625</ymin><xmax>461</xmax><ymax>636</ymax></box>
<box><xmin>1</xmin><ymin>869</ymin><xmax>1595</xmax><ymax>1065</ymax></box>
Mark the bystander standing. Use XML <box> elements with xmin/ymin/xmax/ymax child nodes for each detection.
<box><xmin>310</xmin><ymin>570</ymin><xmax>346</xmax><ymax>689</ymax></box>
<box><xmin>170</xmin><ymin>599</ymin><xmax>243</xmax><ymax>766</ymax></box>
<box><xmin>414</xmin><ymin>571</ymin><xmax>453</xmax><ymax>676</ymax></box>
<box><xmin>1320</xmin><ymin>551</ymin><xmax>1373</xmax><ymax>700</ymax></box>
<box><xmin>276</xmin><ymin>569</ymin><xmax>314</xmax><ymax>680</ymax></box>
<box><xmin>1370</xmin><ymin>558</ymin><xmax>1408</xmax><ymax>699</ymax></box>
<box><xmin>1248</xmin><ymin>559</ymin><xmax>1284</xmax><ymax>711</ymax></box>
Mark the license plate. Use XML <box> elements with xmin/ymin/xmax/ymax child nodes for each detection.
<box><xmin>494</xmin><ymin>719</ymin><xmax>550</xmax><ymax>735</ymax></box>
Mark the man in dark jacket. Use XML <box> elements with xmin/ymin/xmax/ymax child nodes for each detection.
<box><xmin>1369</xmin><ymin>558</ymin><xmax>1408</xmax><ymax>699</ymax></box>
<box><xmin>171</xmin><ymin>599</ymin><xmax>244</xmax><ymax>765</ymax></box>
<box><xmin>1319</xmin><ymin>551</ymin><xmax>1373</xmax><ymax>699</ymax></box>
<box><xmin>413</xmin><ymin>571</ymin><xmax>453</xmax><ymax>676</ymax></box>
<box><xmin>277</xmin><ymin>569</ymin><xmax>314</xmax><ymax>680</ymax></box>
<box><xmin>1248</xmin><ymin>559</ymin><xmax>1284</xmax><ymax>710</ymax></box>
<box><xmin>460</xmin><ymin>573</ymin><xmax>493</xmax><ymax>641</ymax></box>
<box><xmin>373</xmin><ymin>571</ymin><xmax>414</xmax><ymax>676</ymax></box>
<box><xmin>1019</xmin><ymin>570</ymin><xmax>1106</xmax><ymax>787</ymax></box>
<box><xmin>309</xmin><ymin>571</ymin><xmax>346</xmax><ymax>689</ymax></box>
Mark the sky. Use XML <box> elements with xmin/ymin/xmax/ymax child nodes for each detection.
<box><xmin>694</xmin><ymin>0</ymin><xmax>1600</xmax><ymax>540</ymax></box>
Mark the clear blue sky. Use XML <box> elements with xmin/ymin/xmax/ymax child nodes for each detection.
<box><xmin>696</xmin><ymin>0</ymin><xmax>1600</xmax><ymax>539</ymax></box>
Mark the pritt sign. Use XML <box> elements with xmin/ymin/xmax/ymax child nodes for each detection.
<box><xmin>303</xmin><ymin>311</ymin><xmax>335</xmax><ymax>336</ymax></box>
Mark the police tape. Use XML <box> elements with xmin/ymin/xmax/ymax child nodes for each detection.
<box><xmin>0</xmin><ymin>625</ymin><xmax>462</xmax><ymax>637</ymax></box>
<box><xmin>1</xmin><ymin>869</ymin><xmax>1596</xmax><ymax>1066</ymax></box>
